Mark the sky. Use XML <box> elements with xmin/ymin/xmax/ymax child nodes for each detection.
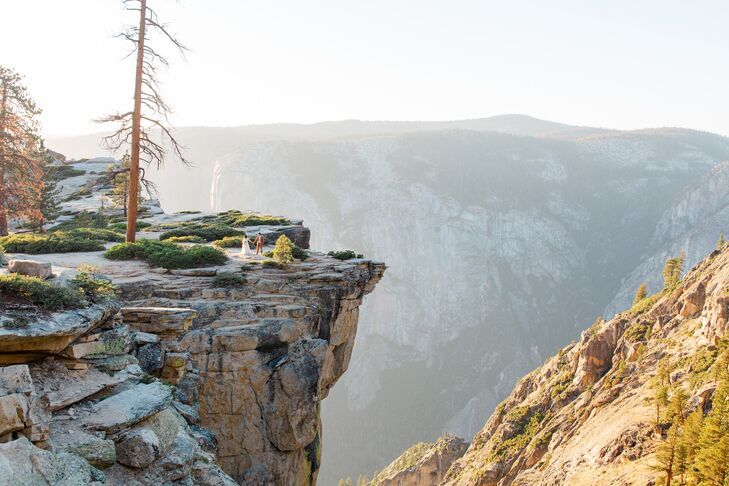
<box><xmin>3</xmin><ymin>0</ymin><xmax>729</xmax><ymax>137</ymax></box>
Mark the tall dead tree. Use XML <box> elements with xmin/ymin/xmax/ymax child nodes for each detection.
<box><xmin>98</xmin><ymin>0</ymin><xmax>189</xmax><ymax>242</ymax></box>
<box><xmin>0</xmin><ymin>66</ymin><xmax>44</xmax><ymax>236</ymax></box>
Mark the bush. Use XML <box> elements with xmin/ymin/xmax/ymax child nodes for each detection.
<box><xmin>175</xmin><ymin>210</ymin><xmax>201</xmax><ymax>215</ymax></box>
<box><xmin>165</xmin><ymin>235</ymin><xmax>206</xmax><ymax>243</ymax></box>
<box><xmin>264</xmin><ymin>242</ymin><xmax>308</xmax><ymax>260</ymax></box>
<box><xmin>52</xmin><ymin>166</ymin><xmax>86</xmax><ymax>180</ymax></box>
<box><xmin>216</xmin><ymin>210</ymin><xmax>291</xmax><ymax>227</ymax></box>
<box><xmin>105</xmin><ymin>239</ymin><xmax>227</xmax><ymax>269</ymax></box>
<box><xmin>51</xmin><ymin>211</ymin><xmax>108</xmax><ymax>231</ymax></box>
<box><xmin>69</xmin><ymin>272</ymin><xmax>116</xmax><ymax>302</ymax></box>
<box><xmin>0</xmin><ymin>245</ymin><xmax>4</xmax><ymax>264</ymax></box>
<box><xmin>0</xmin><ymin>234</ymin><xmax>105</xmax><ymax>254</ymax></box>
<box><xmin>212</xmin><ymin>236</ymin><xmax>245</xmax><ymax>248</ymax></box>
<box><xmin>271</xmin><ymin>235</ymin><xmax>294</xmax><ymax>264</ymax></box>
<box><xmin>109</xmin><ymin>221</ymin><xmax>152</xmax><ymax>232</ymax></box>
<box><xmin>159</xmin><ymin>224</ymin><xmax>245</xmax><ymax>242</ymax></box>
<box><xmin>0</xmin><ymin>274</ymin><xmax>86</xmax><ymax>310</ymax></box>
<box><xmin>327</xmin><ymin>250</ymin><xmax>364</xmax><ymax>261</ymax></box>
<box><xmin>211</xmin><ymin>271</ymin><xmax>246</xmax><ymax>288</ymax></box>
<box><xmin>56</xmin><ymin>228</ymin><xmax>124</xmax><ymax>242</ymax></box>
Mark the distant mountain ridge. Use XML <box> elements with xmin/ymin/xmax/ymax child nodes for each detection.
<box><xmin>48</xmin><ymin>116</ymin><xmax>729</xmax><ymax>484</ymax></box>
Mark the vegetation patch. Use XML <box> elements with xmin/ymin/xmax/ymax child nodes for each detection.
<box><xmin>216</xmin><ymin>210</ymin><xmax>291</xmax><ymax>227</ymax></box>
<box><xmin>51</xmin><ymin>211</ymin><xmax>109</xmax><ymax>231</ymax></box>
<box><xmin>212</xmin><ymin>236</ymin><xmax>245</xmax><ymax>248</ymax></box>
<box><xmin>108</xmin><ymin>220</ymin><xmax>151</xmax><ymax>232</ymax></box>
<box><xmin>165</xmin><ymin>235</ymin><xmax>206</xmax><ymax>243</ymax></box>
<box><xmin>159</xmin><ymin>223</ymin><xmax>245</xmax><ymax>242</ymax></box>
<box><xmin>0</xmin><ymin>233</ymin><xmax>105</xmax><ymax>254</ymax></box>
<box><xmin>51</xmin><ymin>166</ymin><xmax>86</xmax><ymax>180</ymax></box>
<box><xmin>327</xmin><ymin>250</ymin><xmax>364</xmax><ymax>261</ymax></box>
<box><xmin>105</xmin><ymin>239</ymin><xmax>227</xmax><ymax>269</ymax></box>
<box><xmin>489</xmin><ymin>405</ymin><xmax>546</xmax><ymax>461</ymax></box>
<box><xmin>56</xmin><ymin>228</ymin><xmax>124</xmax><ymax>242</ymax></box>
<box><xmin>69</xmin><ymin>272</ymin><xmax>116</xmax><ymax>302</ymax></box>
<box><xmin>211</xmin><ymin>271</ymin><xmax>246</xmax><ymax>288</ymax></box>
<box><xmin>626</xmin><ymin>290</ymin><xmax>665</xmax><ymax>317</ymax></box>
<box><xmin>623</xmin><ymin>320</ymin><xmax>652</xmax><ymax>343</ymax></box>
<box><xmin>0</xmin><ymin>274</ymin><xmax>86</xmax><ymax>310</ymax></box>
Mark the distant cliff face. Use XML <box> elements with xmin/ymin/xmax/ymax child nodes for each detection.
<box><xmin>49</xmin><ymin>116</ymin><xmax>729</xmax><ymax>482</ymax></box>
<box><xmin>442</xmin><ymin>243</ymin><xmax>729</xmax><ymax>485</ymax></box>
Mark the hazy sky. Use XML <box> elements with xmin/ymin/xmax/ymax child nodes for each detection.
<box><xmin>3</xmin><ymin>0</ymin><xmax>729</xmax><ymax>137</ymax></box>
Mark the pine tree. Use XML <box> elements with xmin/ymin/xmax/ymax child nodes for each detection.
<box><xmin>693</xmin><ymin>367</ymin><xmax>729</xmax><ymax>485</ymax></box>
<box><xmin>655</xmin><ymin>383</ymin><xmax>669</xmax><ymax>425</ymax></box>
<box><xmin>634</xmin><ymin>283</ymin><xmax>648</xmax><ymax>305</ymax></box>
<box><xmin>0</xmin><ymin>66</ymin><xmax>44</xmax><ymax>235</ymax></box>
<box><xmin>718</xmin><ymin>233</ymin><xmax>725</xmax><ymax>250</ymax></box>
<box><xmin>98</xmin><ymin>0</ymin><xmax>189</xmax><ymax>242</ymax></box>
<box><xmin>34</xmin><ymin>156</ymin><xmax>61</xmax><ymax>232</ymax></box>
<box><xmin>662</xmin><ymin>253</ymin><xmax>685</xmax><ymax>289</ymax></box>
<box><xmin>108</xmin><ymin>152</ymin><xmax>131</xmax><ymax>217</ymax></box>
<box><xmin>654</xmin><ymin>423</ymin><xmax>683</xmax><ymax>486</ymax></box>
<box><xmin>680</xmin><ymin>410</ymin><xmax>703</xmax><ymax>483</ymax></box>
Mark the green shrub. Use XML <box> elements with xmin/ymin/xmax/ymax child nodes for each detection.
<box><xmin>159</xmin><ymin>224</ymin><xmax>245</xmax><ymax>242</ymax></box>
<box><xmin>57</xmin><ymin>228</ymin><xmax>124</xmax><ymax>242</ymax></box>
<box><xmin>51</xmin><ymin>211</ymin><xmax>108</xmax><ymax>231</ymax></box>
<box><xmin>216</xmin><ymin>210</ymin><xmax>291</xmax><ymax>227</ymax></box>
<box><xmin>272</xmin><ymin>235</ymin><xmax>294</xmax><ymax>264</ymax></box>
<box><xmin>261</xmin><ymin>260</ymin><xmax>284</xmax><ymax>269</ymax></box>
<box><xmin>212</xmin><ymin>236</ymin><xmax>245</xmax><ymax>248</ymax></box>
<box><xmin>264</xmin><ymin>242</ymin><xmax>308</xmax><ymax>260</ymax></box>
<box><xmin>69</xmin><ymin>272</ymin><xmax>116</xmax><ymax>302</ymax></box>
<box><xmin>327</xmin><ymin>250</ymin><xmax>364</xmax><ymax>261</ymax></box>
<box><xmin>105</xmin><ymin>239</ymin><xmax>227</xmax><ymax>269</ymax></box>
<box><xmin>52</xmin><ymin>166</ymin><xmax>86</xmax><ymax>180</ymax></box>
<box><xmin>165</xmin><ymin>235</ymin><xmax>206</xmax><ymax>243</ymax></box>
<box><xmin>109</xmin><ymin>221</ymin><xmax>152</xmax><ymax>232</ymax></box>
<box><xmin>0</xmin><ymin>274</ymin><xmax>86</xmax><ymax>310</ymax></box>
<box><xmin>104</xmin><ymin>240</ymin><xmax>153</xmax><ymax>260</ymax></box>
<box><xmin>175</xmin><ymin>210</ymin><xmax>201</xmax><ymax>215</ymax></box>
<box><xmin>211</xmin><ymin>271</ymin><xmax>246</xmax><ymax>288</ymax></box>
<box><xmin>0</xmin><ymin>234</ymin><xmax>105</xmax><ymax>254</ymax></box>
<box><xmin>0</xmin><ymin>245</ymin><xmax>4</xmax><ymax>263</ymax></box>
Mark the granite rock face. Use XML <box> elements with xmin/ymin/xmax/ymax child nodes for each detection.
<box><xmin>115</xmin><ymin>254</ymin><xmax>386</xmax><ymax>484</ymax></box>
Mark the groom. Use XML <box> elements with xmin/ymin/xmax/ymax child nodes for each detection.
<box><xmin>254</xmin><ymin>233</ymin><xmax>265</xmax><ymax>255</ymax></box>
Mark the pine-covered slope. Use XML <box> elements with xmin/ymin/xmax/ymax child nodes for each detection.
<box><xmin>442</xmin><ymin>245</ymin><xmax>729</xmax><ymax>485</ymax></box>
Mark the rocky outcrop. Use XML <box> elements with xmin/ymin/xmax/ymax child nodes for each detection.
<box><xmin>112</xmin><ymin>255</ymin><xmax>385</xmax><ymax>484</ymax></box>
<box><xmin>441</xmin><ymin>245</ymin><xmax>729</xmax><ymax>485</ymax></box>
<box><xmin>371</xmin><ymin>434</ymin><xmax>468</xmax><ymax>486</ymax></box>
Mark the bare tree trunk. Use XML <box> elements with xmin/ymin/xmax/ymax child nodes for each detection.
<box><xmin>126</xmin><ymin>0</ymin><xmax>147</xmax><ymax>243</ymax></box>
<box><xmin>0</xmin><ymin>85</ymin><xmax>8</xmax><ymax>236</ymax></box>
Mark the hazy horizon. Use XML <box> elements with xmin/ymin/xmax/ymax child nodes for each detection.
<box><xmin>4</xmin><ymin>0</ymin><xmax>729</xmax><ymax>138</ymax></box>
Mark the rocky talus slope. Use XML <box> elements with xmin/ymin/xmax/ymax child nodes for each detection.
<box><xmin>0</xmin><ymin>159</ymin><xmax>385</xmax><ymax>484</ymax></box>
<box><xmin>438</xmin><ymin>245</ymin><xmax>729</xmax><ymax>485</ymax></box>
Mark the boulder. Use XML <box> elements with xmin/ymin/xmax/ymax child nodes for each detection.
<box><xmin>0</xmin><ymin>365</ymin><xmax>33</xmax><ymax>395</ymax></box>
<box><xmin>115</xmin><ymin>408</ymin><xmax>179</xmax><ymax>468</ymax></box>
<box><xmin>137</xmin><ymin>343</ymin><xmax>163</xmax><ymax>373</ymax></box>
<box><xmin>7</xmin><ymin>259</ymin><xmax>52</xmax><ymax>280</ymax></box>
<box><xmin>84</xmin><ymin>382</ymin><xmax>172</xmax><ymax>434</ymax></box>
<box><xmin>49</xmin><ymin>429</ymin><xmax>116</xmax><ymax>468</ymax></box>
<box><xmin>0</xmin><ymin>437</ymin><xmax>95</xmax><ymax>485</ymax></box>
<box><xmin>0</xmin><ymin>394</ymin><xmax>29</xmax><ymax>436</ymax></box>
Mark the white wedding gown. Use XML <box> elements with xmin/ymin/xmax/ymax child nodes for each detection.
<box><xmin>241</xmin><ymin>237</ymin><xmax>251</xmax><ymax>256</ymax></box>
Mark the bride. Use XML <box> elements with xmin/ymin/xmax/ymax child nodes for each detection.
<box><xmin>241</xmin><ymin>236</ymin><xmax>252</xmax><ymax>256</ymax></box>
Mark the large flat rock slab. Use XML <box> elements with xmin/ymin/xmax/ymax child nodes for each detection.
<box><xmin>0</xmin><ymin>301</ymin><xmax>119</xmax><ymax>355</ymax></box>
<box><xmin>83</xmin><ymin>382</ymin><xmax>172</xmax><ymax>434</ymax></box>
